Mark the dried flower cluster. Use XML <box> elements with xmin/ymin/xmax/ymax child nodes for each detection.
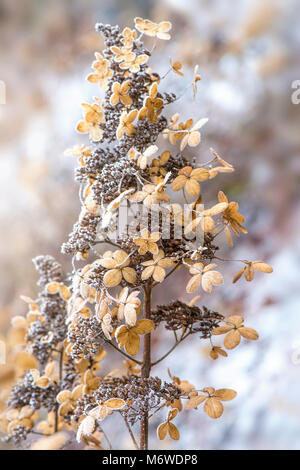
<box><xmin>1</xmin><ymin>17</ymin><xmax>273</xmax><ymax>450</ymax></box>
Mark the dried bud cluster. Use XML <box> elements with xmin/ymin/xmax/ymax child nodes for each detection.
<box><xmin>151</xmin><ymin>300</ymin><xmax>224</xmax><ymax>334</ymax></box>
<box><xmin>75</xmin><ymin>375</ymin><xmax>181</xmax><ymax>426</ymax></box>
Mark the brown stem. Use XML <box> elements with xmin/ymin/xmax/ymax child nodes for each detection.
<box><xmin>151</xmin><ymin>331</ymin><xmax>191</xmax><ymax>367</ymax></box>
<box><xmin>123</xmin><ymin>415</ymin><xmax>139</xmax><ymax>450</ymax></box>
<box><xmin>139</xmin><ymin>283</ymin><xmax>152</xmax><ymax>450</ymax></box>
<box><xmin>54</xmin><ymin>348</ymin><xmax>64</xmax><ymax>433</ymax></box>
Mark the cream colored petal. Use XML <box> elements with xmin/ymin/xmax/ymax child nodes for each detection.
<box><xmin>141</xmin><ymin>265</ymin><xmax>155</xmax><ymax>280</ymax></box>
<box><xmin>239</xmin><ymin>327</ymin><xmax>259</xmax><ymax>341</ymax></box>
<box><xmin>46</xmin><ymin>282</ymin><xmax>61</xmax><ymax>294</ymax></box>
<box><xmin>110</xmin><ymin>93</ymin><xmax>119</xmax><ymax>106</ymax></box>
<box><xmin>186</xmin><ymin>274</ymin><xmax>202</xmax><ymax>293</ymax></box>
<box><xmin>224</xmin><ymin>329</ymin><xmax>241</xmax><ymax>350</ymax></box>
<box><xmin>122</xmin><ymin>267</ymin><xmax>137</xmax><ymax>284</ymax></box>
<box><xmin>125</xmin><ymin>331</ymin><xmax>140</xmax><ymax>356</ymax></box>
<box><xmin>214</xmin><ymin>389</ymin><xmax>237</xmax><ymax>402</ymax></box>
<box><xmin>252</xmin><ymin>261</ymin><xmax>273</xmax><ymax>273</ymax></box>
<box><xmin>191</xmin><ymin>168</ymin><xmax>209</xmax><ymax>181</ymax></box>
<box><xmin>134</xmin><ymin>319</ymin><xmax>154</xmax><ymax>335</ymax></box>
<box><xmin>124</xmin><ymin>306</ymin><xmax>137</xmax><ymax>327</ymax></box>
<box><xmin>153</xmin><ymin>266</ymin><xmax>166</xmax><ymax>282</ymax></box>
<box><xmin>56</xmin><ymin>390</ymin><xmax>71</xmax><ymax>404</ymax></box>
<box><xmin>227</xmin><ymin>315</ymin><xmax>244</xmax><ymax>327</ymax></box>
<box><xmin>104</xmin><ymin>398</ymin><xmax>126</xmax><ymax>410</ymax></box>
<box><xmin>158</xmin><ymin>258</ymin><xmax>174</xmax><ymax>268</ymax></box>
<box><xmin>185</xmin><ymin>178</ymin><xmax>200</xmax><ymax>196</ymax></box>
<box><xmin>98</xmin><ymin>258</ymin><xmax>116</xmax><ymax>269</ymax></box>
<box><xmin>172</xmin><ymin>175</ymin><xmax>186</xmax><ymax>191</ymax></box>
<box><xmin>157</xmin><ymin>422</ymin><xmax>168</xmax><ymax>440</ymax></box>
<box><xmin>103</xmin><ymin>269</ymin><xmax>122</xmax><ymax>287</ymax></box>
<box><xmin>148</xmin><ymin>241</ymin><xmax>159</xmax><ymax>255</ymax></box>
<box><xmin>119</xmin><ymin>287</ymin><xmax>129</xmax><ymax>303</ymax></box>
<box><xmin>204</xmin><ymin>397</ymin><xmax>223</xmax><ymax>419</ymax></box>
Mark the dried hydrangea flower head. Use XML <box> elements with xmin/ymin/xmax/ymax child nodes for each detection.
<box><xmin>2</xmin><ymin>17</ymin><xmax>273</xmax><ymax>450</ymax></box>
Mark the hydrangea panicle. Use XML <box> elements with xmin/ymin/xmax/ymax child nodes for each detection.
<box><xmin>1</xmin><ymin>17</ymin><xmax>273</xmax><ymax>451</ymax></box>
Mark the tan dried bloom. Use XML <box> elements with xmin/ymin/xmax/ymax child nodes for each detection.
<box><xmin>208</xmin><ymin>148</ymin><xmax>234</xmax><ymax>178</ymax></box>
<box><xmin>98</xmin><ymin>250</ymin><xmax>136</xmax><ymax>287</ymax></box>
<box><xmin>11</xmin><ymin>309</ymin><xmax>42</xmax><ymax>330</ymax></box>
<box><xmin>78</xmin><ymin>369</ymin><xmax>101</xmax><ymax>395</ymax></box>
<box><xmin>116</xmin><ymin>109</ymin><xmax>138</xmax><ymax>139</ymax></box>
<box><xmin>157</xmin><ymin>408</ymin><xmax>179</xmax><ymax>441</ymax></box>
<box><xmin>130</xmin><ymin>178</ymin><xmax>170</xmax><ymax>208</ymax></box>
<box><xmin>192</xmin><ymin>65</ymin><xmax>201</xmax><ymax>99</ymax></box>
<box><xmin>212</xmin><ymin>315</ymin><xmax>259</xmax><ymax>350</ymax></box>
<box><xmin>101</xmin><ymin>188</ymin><xmax>135</xmax><ymax>229</ymax></box>
<box><xmin>135</xmin><ymin>17</ymin><xmax>172</xmax><ymax>40</ymax></box>
<box><xmin>172</xmin><ymin>166</ymin><xmax>209</xmax><ymax>196</ymax></box>
<box><xmin>14</xmin><ymin>351</ymin><xmax>37</xmax><ymax>371</ymax></box>
<box><xmin>46</xmin><ymin>282</ymin><xmax>71</xmax><ymax>301</ymax></box>
<box><xmin>233</xmin><ymin>260</ymin><xmax>273</xmax><ymax>283</ymax></box>
<box><xmin>87</xmin><ymin>53</ymin><xmax>113</xmax><ymax>90</ymax></box>
<box><xmin>5</xmin><ymin>16</ymin><xmax>274</xmax><ymax>450</ymax></box>
<box><xmin>110</xmin><ymin>80</ymin><xmax>132</xmax><ymax>106</ymax></box>
<box><xmin>89</xmin><ymin>398</ymin><xmax>125</xmax><ymax>421</ymax></box>
<box><xmin>134</xmin><ymin>228</ymin><xmax>160</xmax><ymax>255</ymax></box>
<box><xmin>209</xmin><ymin>346</ymin><xmax>228</xmax><ymax>360</ymax></box>
<box><xmin>136</xmin><ymin>144</ymin><xmax>158</xmax><ymax>169</ymax></box>
<box><xmin>186</xmin><ymin>387</ymin><xmax>237</xmax><ymax>418</ymax></box>
<box><xmin>100</xmin><ymin>313</ymin><xmax>114</xmax><ymax>340</ymax></box>
<box><xmin>170</xmin><ymin>59</ymin><xmax>184</xmax><ymax>76</ymax></box>
<box><xmin>30</xmin><ymin>361</ymin><xmax>56</xmax><ymax>389</ymax></box>
<box><xmin>76</xmin><ymin>102</ymin><xmax>105</xmax><ymax>142</ymax></box>
<box><xmin>186</xmin><ymin>262</ymin><xmax>223</xmax><ymax>293</ymax></box>
<box><xmin>95</xmin><ymin>295</ymin><xmax>111</xmax><ymax>321</ymax></box>
<box><xmin>149</xmin><ymin>150</ymin><xmax>170</xmax><ymax>180</ymax></box>
<box><xmin>20</xmin><ymin>295</ymin><xmax>40</xmax><ymax>312</ymax></box>
<box><xmin>184</xmin><ymin>200</ymin><xmax>229</xmax><ymax>235</ymax></box>
<box><xmin>163</xmin><ymin>113</ymin><xmax>180</xmax><ymax>144</ymax></box>
<box><xmin>56</xmin><ymin>385</ymin><xmax>83</xmax><ymax>416</ymax></box>
<box><xmin>110</xmin><ymin>45</ymin><xmax>135</xmax><ymax>63</ymax></box>
<box><xmin>141</xmin><ymin>249</ymin><xmax>174</xmax><ymax>282</ymax></box>
<box><xmin>116</xmin><ymin>287</ymin><xmax>141</xmax><ymax>326</ymax></box>
<box><xmin>116</xmin><ymin>319</ymin><xmax>154</xmax><ymax>356</ymax></box>
<box><xmin>119</xmin><ymin>53</ymin><xmax>149</xmax><ymax>73</ymax></box>
<box><xmin>179</xmin><ymin>118</ymin><xmax>208</xmax><ymax>151</ymax></box>
<box><xmin>64</xmin><ymin>144</ymin><xmax>93</xmax><ymax>166</ymax></box>
<box><xmin>5</xmin><ymin>406</ymin><xmax>39</xmax><ymax>434</ymax></box>
<box><xmin>218</xmin><ymin>191</ymin><xmax>247</xmax><ymax>246</ymax></box>
<box><xmin>138</xmin><ymin>82</ymin><xmax>163</xmax><ymax>122</ymax></box>
<box><xmin>168</xmin><ymin>369</ymin><xmax>195</xmax><ymax>411</ymax></box>
<box><xmin>121</xmin><ymin>27</ymin><xmax>137</xmax><ymax>48</ymax></box>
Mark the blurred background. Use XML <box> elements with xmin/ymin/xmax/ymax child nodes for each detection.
<box><xmin>1</xmin><ymin>0</ymin><xmax>300</xmax><ymax>450</ymax></box>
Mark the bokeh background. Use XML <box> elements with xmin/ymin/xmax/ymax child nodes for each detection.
<box><xmin>1</xmin><ymin>0</ymin><xmax>300</xmax><ymax>450</ymax></box>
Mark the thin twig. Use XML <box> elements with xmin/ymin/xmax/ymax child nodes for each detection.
<box><xmin>213</xmin><ymin>255</ymin><xmax>246</xmax><ymax>263</ymax></box>
<box><xmin>123</xmin><ymin>415</ymin><xmax>139</xmax><ymax>450</ymax></box>
<box><xmin>107</xmin><ymin>340</ymin><xmax>142</xmax><ymax>365</ymax></box>
<box><xmin>151</xmin><ymin>331</ymin><xmax>191</xmax><ymax>367</ymax></box>
<box><xmin>94</xmin><ymin>239</ymin><xmax>121</xmax><ymax>249</ymax></box>
<box><xmin>152</xmin><ymin>262</ymin><xmax>181</xmax><ymax>288</ymax></box>
<box><xmin>98</xmin><ymin>425</ymin><xmax>112</xmax><ymax>450</ymax></box>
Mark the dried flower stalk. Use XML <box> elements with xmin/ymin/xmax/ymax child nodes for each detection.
<box><xmin>1</xmin><ymin>17</ymin><xmax>273</xmax><ymax>450</ymax></box>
